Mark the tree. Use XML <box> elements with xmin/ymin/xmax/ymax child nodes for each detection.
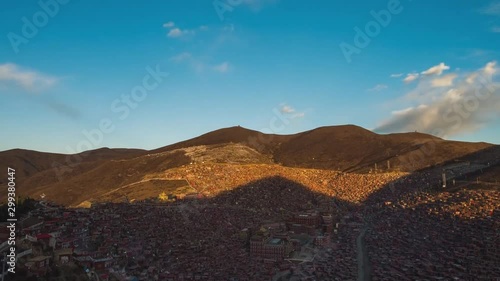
<box><xmin>158</xmin><ymin>192</ymin><xmax>168</xmax><ymax>201</ymax></box>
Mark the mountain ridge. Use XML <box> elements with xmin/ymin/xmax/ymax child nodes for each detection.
<box><xmin>1</xmin><ymin>124</ymin><xmax>497</xmax><ymax>206</ymax></box>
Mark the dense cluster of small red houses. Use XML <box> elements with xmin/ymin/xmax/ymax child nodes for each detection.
<box><xmin>3</xmin><ymin>162</ymin><xmax>498</xmax><ymax>280</ymax></box>
<box><xmin>365</xmin><ymin>173</ymin><xmax>500</xmax><ymax>280</ymax></box>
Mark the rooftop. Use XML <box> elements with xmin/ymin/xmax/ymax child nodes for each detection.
<box><xmin>267</xmin><ymin>238</ymin><xmax>283</xmax><ymax>245</ymax></box>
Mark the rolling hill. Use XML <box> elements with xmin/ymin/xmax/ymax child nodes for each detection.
<box><xmin>1</xmin><ymin>125</ymin><xmax>497</xmax><ymax>206</ymax></box>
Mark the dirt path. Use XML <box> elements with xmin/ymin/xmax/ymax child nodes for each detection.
<box><xmin>357</xmin><ymin>218</ymin><xmax>371</xmax><ymax>281</ymax></box>
<box><xmin>97</xmin><ymin>177</ymin><xmax>192</xmax><ymax>198</ymax></box>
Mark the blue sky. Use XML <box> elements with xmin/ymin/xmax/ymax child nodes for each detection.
<box><xmin>0</xmin><ymin>0</ymin><xmax>499</xmax><ymax>153</ymax></box>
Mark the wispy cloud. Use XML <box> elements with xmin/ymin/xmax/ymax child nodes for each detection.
<box><xmin>368</xmin><ymin>84</ymin><xmax>388</xmax><ymax>92</ymax></box>
<box><xmin>421</xmin><ymin>62</ymin><xmax>450</xmax><ymax>76</ymax></box>
<box><xmin>173</xmin><ymin>55</ymin><xmax>204</xmax><ymax>73</ymax></box>
<box><xmin>403</xmin><ymin>73</ymin><xmax>419</xmax><ymax>83</ymax></box>
<box><xmin>0</xmin><ymin>63</ymin><xmax>81</xmax><ymax>120</ymax></box>
<box><xmin>167</xmin><ymin>28</ymin><xmax>192</xmax><ymax>38</ymax></box>
<box><xmin>213</xmin><ymin>62</ymin><xmax>230</xmax><ymax>73</ymax></box>
<box><xmin>163</xmin><ymin>21</ymin><xmax>175</xmax><ymax>28</ymax></box>
<box><xmin>169</xmin><ymin>52</ymin><xmax>192</xmax><ymax>62</ymax></box>
<box><xmin>292</xmin><ymin>112</ymin><xmax>305</xmax><ymax>119</ymax></box>
<box><xmin>459</xmin><ymin>49</ymin><xmax>495</xmax><ymax>60</ymax></box>
<box><xmin>480</xmin><ymin>2</ymin><xmax>500</xmax><ymax>16</ymax></box>
<box><xmin>280</xmin><ymin>104</ymin><xmax>305</xmax><ymax>119</ymax></box>
<box><xmin>390</xmin><ymin>73</ymin><xmax>403</xmax><ymax>78</ymax></box>
<box><xmin>163</xmin><ymin>22</ymin><xmax>195</xmax><ymax>38</ymax></box>
<box><xmin>41</xmin><ymin>97</ymin><xmax>81</xmax><ymax>120</ymax></box>
<box><xmin>430</xmin><ymin>74</ymin><xmax>457</xmax><ymax>88</ymax></box>
<box><xmin>375</xmin><ymin>61</ymin><xmax>500</xmax><ymax>137</ymax></box>
<box><xmin>280</xmin><ymin>105</ymin><xmax>295</xmax><ymax>113</ymax></box>
<box><xmin>479</xmin><ymin>3</ymin><xmax>500</xmax><ymax>33</ymax></box>
<box><xmin>484</xmin><ymin>61</ymin><xmax>497</xmax><ymax>75</ymax></box>
<box><xmin>400</xmin><ymin>63</ymin><xmax>451</xmax><ymax>84</ymax></box>
<box><xmin>0</xmin><ymin>63</ymin><xmax>58</xmax><ymax>91</ymax></box>
<box><xmin>169</xmin><ymin>53</ymin><xmax>232</xmax><ymax>74</ymax></box>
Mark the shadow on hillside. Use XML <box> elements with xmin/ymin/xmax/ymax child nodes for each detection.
<box><xmin>138</xmin><ymin>176</ymin><xmax>364</xmax><ymax>280</ymax></box>
<box><xmin>360</xmin><ymin>145</ymin><xmax>500</xmax><ymax>280</ymax></box>
<box><xmin>14</xmin><ymin>146</ymin><xmax>500</xmax><ymax>280</ymax></box>
<box><xmin>414</xmin><ymin>144</ymin><xmax>500</xmax><ymax>174</ymax></box>
<box><xmin>206</xmin><ymin>176</ymin><xmax>353</xmax><ymax>210</ymax></box>
<box><xmin>189</xmin><ymin>145</ymin><xmax>500</xmax><ymax>280</ymax></box>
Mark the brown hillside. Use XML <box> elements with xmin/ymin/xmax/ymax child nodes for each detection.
<box><xmin>0</xmin><ymin>147</ymin><xmax>144</xmax><ymax>185</ymax></box>
<box><xmin>1</xmin><ymin>125</ymin><xmax>497</xmax><ymax>206</ymax></box>
<box><xmin>150</xmin><ymin>126</ymin><xmax>289</xmax><ymax>154</ymax></box>
<box><xmin>152</xmin><ymin>125</ymin><xmax>494</xmax><ymax>173</ymax></box>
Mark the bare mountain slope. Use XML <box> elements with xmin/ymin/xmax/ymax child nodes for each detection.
<box><xmin>1</xmin><ymin>125</ymin><xmax>497</xmax><ymax>206</ymax></box>
<box><xmin>0</xmin><ymin>147</ymin><xmax>145</xmax><ymax>186</ymax></box>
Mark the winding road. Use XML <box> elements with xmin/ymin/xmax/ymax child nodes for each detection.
<box><xmin>357</xmin><ymin>217</ymin><xmax>372</xmax><ymax>281</ymax></box>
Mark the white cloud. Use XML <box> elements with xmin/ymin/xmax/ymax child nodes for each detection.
<box><xmin>292</xmin><ymin>112</ymin><xmax>305</xmax><ymax>119</ymax></box>
<box><xmin>368</xmin><ymin>84</ymin><xmax>388</xmax><ymax>92</ymax></box>
<box><xmin>390</xmin><ymin>73</ymin><xmax>403</xmax><ymax>78</ymax></box>
<box><xmin>480</xmin><ymin>2</ymin><xmax>500</xmax><ymax>16</ymax></box>
<box><xmin>459</xmin><ymin>49</ymin><xmax>494</xmax><ymax>60</ymax></box>
<box><xmin>279</xmin><ymin>104</ymin><xmax>305</xmax><ymax>118</ymax></box>
<box><xmin>163</xmin><ymin>21</ymin><xmax>175</xmax><ymax>28</ymax></box>
<box><xmin>465</xmin><ymin>73</ymin><xmax>478</xmax><ymax>84</ymax></box>
<box><xmin>213</xmin><ymin>62</ymin><xmax>230</xmax><ymax>73</ymax></box>
<box><xmin>479</xmin><ymin>2</ymin><xmax>500</xmax><ymax>33</ymax></box>
<box><xmin>0</xmin><ymin>63</ymin><xmax>58</xmax><ymax>91</ymax></box>
<box><xmin>431</xmin><ymin>74</ymin><xmax>457</xmax><ymax>88</ymax></box>
<box><xmin>403</xmin><ymin>73</ymin><xmax>419</xmax><ymax>83</ymax></box>
<box><xmin>392</xmin><ymin>107</ymin><xmax>414</xmax><ymax>116</ymax></box>
<box><xmin>169</xmin><ymin>52</ymin><xmax>192</xmax><ymax>62</ymax></box>
<box><xmin>484</xmin><ymin>61</ymin><xmax>497</xmax><ymax>75</ymax></box>
<box><xmin>167</xmin><ymin>28</ymin><xmax>183</xmax><ymax>38</ymax></box>
<box><xmin>421</xmin><ymin>62</ymin><xmax>450</xmax><ymax>76</ymax></box>
<box><xmin>280</xmin><ymin>105</ymin><xmax>295</xmax><ymax>113</ymax></box>
<box><xmin>375</xmin><ymin>61</ymin><xmax>500</xmax><ymax>138</ymax></box>
<box><xmin>164</xmin><ymin>22</ymin><xmax>194</xmax><ymax>38</ymax></box>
